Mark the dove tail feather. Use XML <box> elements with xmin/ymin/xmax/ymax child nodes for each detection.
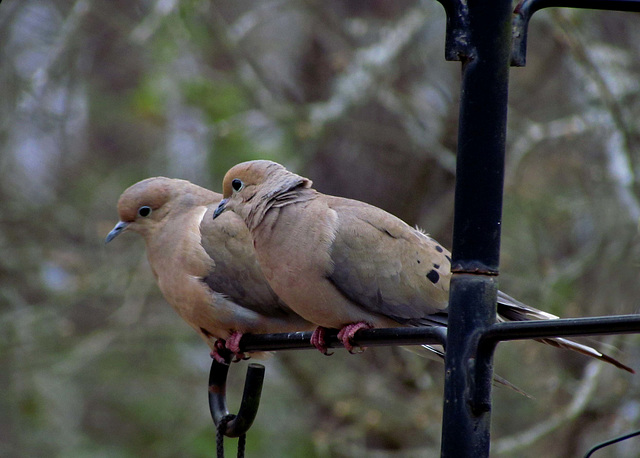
<box><xmin>496</xmin><ymin>293</ymin><xmax>634</xmax><ymax>373</ymax></box>
<box><xmin>538</xmin><ymin>337</ymin><xmax>635</xmax><ymax>373</ymax></box>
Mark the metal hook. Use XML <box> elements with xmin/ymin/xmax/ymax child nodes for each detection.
<box><xmin>584</xmin><ymin>428</ymin><xmax>640</xmax><ymax>457</ymax></box>
<box><xmin>208</xmin><ymin>358</ymin><xmax>265</xmax><ymax>438</ymax></box>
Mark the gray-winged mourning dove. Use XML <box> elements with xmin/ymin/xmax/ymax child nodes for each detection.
<box><xmin>106</xmin><ymin>177</ymin><xmax>313</xmax><ymax>362</ymax></box>
<box><xmin>213</xmin><ymin>160</ymin><xmax>633</xmax><ymax>373</ymax></box>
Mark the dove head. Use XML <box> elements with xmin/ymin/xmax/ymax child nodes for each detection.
<box><xmin>106</xmin><ymin>177</ymin><xmax>215</xmax><ymax>243</ymax></box>
<box><xmin>106</xmin><ymin>177</ymin><xmax>177</xmax><ymax>243</ymax></box>
<box><xmin>215</xmin><ymin>160</ymin><xmax>312</xmax><ymax>230</ymax></box>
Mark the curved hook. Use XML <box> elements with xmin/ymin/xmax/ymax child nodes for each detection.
<box><xmin>584</xmin><ymin>428</ymin><xmax>640</xmax><ymax>458</ymax></box>
<box><xmin>208</xmin><ymin>358</ymin><xmax>265</xmax><ymax>438</ymax></box>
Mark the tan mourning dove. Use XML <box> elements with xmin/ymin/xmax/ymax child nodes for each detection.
<box><xmin>212</xmin><ymin>160</ymin><xmax>633</xmax><ymax>373</ymax></box>
<box><xmin>106</xmin><ymin>177</ymin><xmax>313</xmax><ymax>362</ymax></box>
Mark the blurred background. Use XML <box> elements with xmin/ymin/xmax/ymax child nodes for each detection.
<box><xmin>1</xmin><ymin>1</ymin><xmax>640</xmax><ymax>456</ymax></box>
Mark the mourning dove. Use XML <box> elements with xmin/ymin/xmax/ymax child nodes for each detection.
<box><xmin>106</xmin><ymin>177</ymin><xmax>313</xmax><ymax>362</ymax></box>
<box><xmin>213</xmin><ymin>160</ymin><xmax>633</xmax><ymax>373</ymax></box>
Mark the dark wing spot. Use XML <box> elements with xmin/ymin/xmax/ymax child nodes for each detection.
<box><xmin>426</xmin><ymin>269</ymin><xmax>440</xmax><ymax>284</ymax></box>
<box><xmin>433</xmin><ymin>263</ymin><xmax>440</xmax><ymax>269</ymax></box>
<box><xmin>200</xmin><ymin>327</ymin><xmax>214</xmax><ymax>338</ymax></box>
<box><xmin>383</xmin><ymin>229</ymin><xmax>398</xmax><ymax>239</ymax></box>
<box><xmin>435</xmin><ymin>245</ymin><xmax>444</xmax><ymax>253</ymax></box>
<box><xmin>417</xmin><ymin>259</ymin><xmax>421</xmax><ymax>264</ymax></box>
<box><xmin>445</xmin><ymin>255</ymin><xmax>452</xmax><ymax>263</ymax></box>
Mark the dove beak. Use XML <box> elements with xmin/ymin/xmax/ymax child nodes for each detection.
<box><xmin>213</xmin><ymin>199</ymin><xmax>228</xmax><ymax>220</ymax></box>
<box><xmin>105</xmin><ymin>221</ymin><xmax>129</xmax><ymax>244</ymax></box>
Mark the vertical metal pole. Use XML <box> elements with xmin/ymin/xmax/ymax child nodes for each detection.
<box><xmin>441</xmin><ymin>1</ymin><xmax>513</xmax><ymax>457</ymax></box>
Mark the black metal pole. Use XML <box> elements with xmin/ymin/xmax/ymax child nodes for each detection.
<box><xmin>441</xmin><ymin>1</ymin><xmax>513</xmax><ymax>456</ymax></box>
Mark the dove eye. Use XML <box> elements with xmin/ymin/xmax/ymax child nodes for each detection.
<box><xmin>138</xmin><ymin>206</ymin><xmax>152</xmax><ymax>217</ymax></box>
<box><xmin>231</xmin><ymin>179</ymin><xmax>244</xmax><ymax>192</ymax></box>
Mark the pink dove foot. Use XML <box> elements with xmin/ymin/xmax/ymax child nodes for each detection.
<box><xmin>226</xmin><ymin>331</ymin><xmax>249</xmax><ymax>362</ymax></box>
<box><xmin>311</xmin><ymin>326</ymin><xmax>333</xmax><ymax>355</ymax></box>
<box><xmin>337</xmin><ymin>322</ymin><xmax>372</xmax><ymax>353</ymax></box>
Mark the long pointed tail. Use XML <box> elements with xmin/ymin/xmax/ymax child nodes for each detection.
<box><xmin>497</xmin><ymin>291</ymin><xmax>634</xmax><ymax>374</ymax></box>
<box><xmin>536</xmin><ymin>336</ymin><xmax>634</xmax><ymax>373</ymax></box>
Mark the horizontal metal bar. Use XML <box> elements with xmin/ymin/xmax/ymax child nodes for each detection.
<box><xmin>517</xmin><ymin>0</ymin><xmax>640</xmax><ymax>14</ymax></box>
<box><xmin>239</xmin><ymin>327</ymin><xmax>448</xmax><ymax>353</ymax></box>
<box><xmin>512</xmin><ymin>0</ymin><xmax>640</xmax><ymax>66</ymax></box>
<box><xmin>481</xmin><ymin>314</ymin><xmax>640</xmax><ymax>344</ymax></box>
<box><xmin>470</xmin><ymin>314</ymin><xmax>640</xmax><ymax>413</ymax></box>
<box><xmin>238</xmin><ymin>314</ymin><xmax>640</xmax><ymax>353</ymax></box>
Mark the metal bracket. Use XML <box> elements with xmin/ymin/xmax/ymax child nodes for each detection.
<box><xmin>470</xmin><ymin>314</ymin><xmax>640</xmax><ymax>411</ymax></box>
<box><xmin>436</xmin><ymin>0</ymin><xmax>472</xmax><ymax>61</ymax></box>
<box><xmin>512</xmin><ymin>0</ymin><xmax>640</xmax><ymax>66</ymax></box>
<box><xmin>438</xmin><ymin>0</ymin><xmax>640</xmax><ymax>66</ymax></box>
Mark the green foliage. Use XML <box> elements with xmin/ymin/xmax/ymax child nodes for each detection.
<box><xmin>132</xmin><ymin>77</ymin><xmax>168</xmax><ymax>124</ymax></box>
<box><xmin>182</xmin><ymin>79</ymin><xmax>248</xmax><ymax>124</ymax></box>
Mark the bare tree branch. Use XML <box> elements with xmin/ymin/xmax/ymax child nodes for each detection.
<box><xmin>494</xmin><ymin>360</ymin><xmax>604</xmax><ymax>455</ymax></box>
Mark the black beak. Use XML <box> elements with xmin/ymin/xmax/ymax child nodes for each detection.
<box><xmin>105</xmin><ymin>221</ymin><xmax>129</xmax><ymax>244</ymax></box>
<box><xmin>213</xmin><ymin>199</ymin><xmax>227</xmax><ymax>219</ymax></box>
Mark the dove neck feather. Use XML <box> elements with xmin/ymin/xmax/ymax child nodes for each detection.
<box><xmin>245</xmin><ymin>175</ymin><xmax>314</xmax><ymax>231</ymax></box>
